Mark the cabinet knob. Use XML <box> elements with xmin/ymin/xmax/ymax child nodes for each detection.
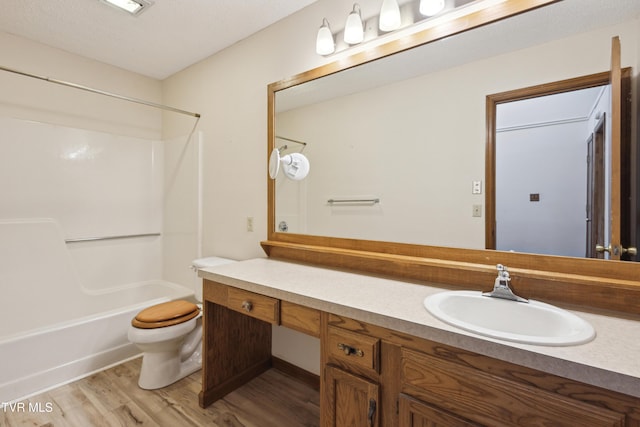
<box><xmin>241</xmin><ymin>300</ymin><xmax>253</xmax><ymax>312</ymax></box>
<box><xmin>337</xmin><ymin>343</ymin><xmax>364</xmax><ymax>357</ymax></box>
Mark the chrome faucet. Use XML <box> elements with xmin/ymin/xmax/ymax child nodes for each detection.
<box><xmin>482</xmin><ymin>264</ymin><xmax>528</xmax><ymax>303</ymax></box>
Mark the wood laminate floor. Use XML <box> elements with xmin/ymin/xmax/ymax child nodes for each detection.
<box><xmin>1</xmin><ymin>358</ymin><xmax>320</xmax><ymax>427</ymax></box>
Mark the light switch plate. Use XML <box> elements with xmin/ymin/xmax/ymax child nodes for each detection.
<box><xmin>472</xmin><ymin>180</ymin><xmax>482</xmax><ymax>194</ymax></box>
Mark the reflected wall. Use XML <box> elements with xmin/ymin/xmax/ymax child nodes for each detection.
<box><xmin>275</xmin><ymin>17</ymin><xmax>640</xmax><ymax>251</ymax></box>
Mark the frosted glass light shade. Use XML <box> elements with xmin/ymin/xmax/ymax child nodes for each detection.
<box><xmin>379</xmin><ymin>0</ymin><xmax>401</xmax><ymax>31</ymax></box>
<box><xmin>344</xmin><ymin>4</ymin><xmax>364</xmax><ymax>44</ymax></box>
<box><xmin>420</xmin><ymin>0</ymin><xmax>445</xmax><ymax>16</ymax></box>
<box><xmin>316</xmin><ymin>19</ymin><xmax>335</xmax><ymax>55</ymax></box>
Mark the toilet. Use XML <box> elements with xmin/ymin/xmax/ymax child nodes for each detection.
<box><xmin>128</xmin><ymin>256</ymin><xmax>235</xmax><ymax>389</ymax></box>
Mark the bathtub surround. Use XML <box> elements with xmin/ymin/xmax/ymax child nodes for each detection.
<box><xmin>0</xmin><ymin>117</ymin><xmax>164</xmax><ymax>292</ymax></box>
<box><xmin>0</xmin><ymin>218</ymin><xmax>193</xmax><ymax>403</ymax></box>
<box><xmin>0</xmin><ymin>101</ymin><xmax>197</xmax><ymax>401</ymax></box>
<box><xmin>1</xmin><ymin>24</ymin><xmax>205</xmax><ymax>402</ymax></box>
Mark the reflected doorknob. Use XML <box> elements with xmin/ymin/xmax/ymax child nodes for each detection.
<box><xmin>596</xmin><ymin>244</ymin><xmax>637</xmax><ymax>256</ymax></box>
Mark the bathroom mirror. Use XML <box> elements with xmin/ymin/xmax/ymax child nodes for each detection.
<box><xmin>269</xmin><ymin>0</ymin><xmax>638</xmax><ymax>259</ymax></box>
<box><xmin>261</xmin><ymin>0</ymin><xmax>640</xmax><ymax>315</ymax></box>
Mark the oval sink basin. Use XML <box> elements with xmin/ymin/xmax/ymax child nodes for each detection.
<box><xmin>424</xmin><ymin>291</ymin><xmax>595</xmax><ymax>346</ymax></box>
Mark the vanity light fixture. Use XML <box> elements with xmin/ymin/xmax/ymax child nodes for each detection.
<box><xmin>316</xmin><ymin>18</ymin><xmax>336</xmax><ymax>55</ymax></box>
<box><xmin>379</xmin><ymin>0</ymin><xmax>401</xmax><ymax>32</ymax></box>
<box><xmin>344</xmin><ymin>4</ymin><xmax>364</xmax><ymax>44</ymax></box>
<box><xmin>314</xmin><ymin>0</ymin><xmax>458</xmax><ymax>56</ymax></box>
<box><xmin>99</xmin><ymin>0</ymin><xmax>152</xmax><ymax>15</ymax></box>
<box><xmin>419</xmin><ymin>0</ymin><xmax>445</xmax><ymax>16</ymax></box>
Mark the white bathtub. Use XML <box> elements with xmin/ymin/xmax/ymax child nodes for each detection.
<box><xmin>0</xmin><ymin>119</ymin><xmax>198</xmax><ymax>403</ymax></box>
<box><xmin>0</xmin><ymin>280</ymin><xmax>193</xmax><ymax>403</ymax></box>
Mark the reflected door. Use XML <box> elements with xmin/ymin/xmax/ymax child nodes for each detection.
<box><xmin>585</xmin><ymin>117</ymin><xmax>606</xmax><ymax>259</ymax></box>
<box><xmin>487</xmin><ymin>36</ymin><xmax>634</xmax><ymax>260</ymax></box>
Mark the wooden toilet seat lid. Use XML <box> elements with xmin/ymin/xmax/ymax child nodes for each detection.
<box><xmin>131</xmin><ymin>300</ymin><xmax>200</xmax><ymax>329</ymax></box>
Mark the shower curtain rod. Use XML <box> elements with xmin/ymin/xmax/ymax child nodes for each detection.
<box><xmin>0</xmin><ymin>65</ymin><xmax>200</xmax><ymax>118</ymax></box>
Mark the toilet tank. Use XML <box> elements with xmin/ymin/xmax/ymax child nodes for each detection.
<box><xmin>191</xmin><ymin>257</ymin><xmax>236</xmax><ymax>302</ymax></box>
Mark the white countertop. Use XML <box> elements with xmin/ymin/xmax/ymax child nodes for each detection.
<box><xmin>199</xmin><ymin>257</ymin><xmax>640</xmax><ymax>398</ymax></box>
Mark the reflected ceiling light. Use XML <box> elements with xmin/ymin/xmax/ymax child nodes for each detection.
<box><xmin>379</xmin><ymin>0</ymin><xmax>401</xmax><ymax>32</ymax></box>
<box><xmin>269</xmin><ymin>148</ymin><xmax>310</xmax><ymax>181</ymax></box>
<box><xmin>344</xmin><ymin>4</ymin><xmax>364</xmax><ymax>44</ymax></box>
<box><xmin>420</xmin><ymin>0</ymin><xmax>445</xmax><ymax>16</ymax></box>
<box><xmin>99</xmin><ymin>0</ymin><xmax>152</xmax><ymax>15</ymax></box>
<box><xmin>316</xmin><ymin>18</ymin><xmax>335</xmax><ymax>55</ymax></box>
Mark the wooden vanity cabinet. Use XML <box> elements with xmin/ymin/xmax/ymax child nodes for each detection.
<box><xmin>327</xmin><ymin>315</ymin><xmax>638</xmax><ymax>427</ymax></box>
<box><xmin>200</xmin><ymin>281</ymin><xmax>639</xmax><ymax>426</ymax></box>
<box><xmin>200</xmin><ymin>280</ymin><xmax>317</xmax><ymax>407</ymax></box>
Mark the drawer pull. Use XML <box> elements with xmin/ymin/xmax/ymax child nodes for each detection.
<box><xmin>241</xmin><ymin>300</ymin><xmax>253</xmax><ymax>312</ymax></box>
<box><xmin>337</xmin><ymin>343</ymin><xmax>364</xmax><ymax>357</ymax></box>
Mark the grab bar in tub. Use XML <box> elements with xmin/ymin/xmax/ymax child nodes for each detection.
<box><xmin>65</xmin><ymin>233</ymin><xmax>161</xmax><ymax>243</ymax></box>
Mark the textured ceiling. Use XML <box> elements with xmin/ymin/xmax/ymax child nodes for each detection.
<box><xmin>0</xmin><ymin>0</ymin><xmax>319</xmax><ymax>79</ymax></box>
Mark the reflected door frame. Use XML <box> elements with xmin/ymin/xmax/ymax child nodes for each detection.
<box><xmin>585</xmin><ymin>114</ymin><xmax>606</xmax><ymax>259</ymax></box>
<box><xmin>485</xmin><ymin>68</ymin><xmax>632</xmax><ymax>257</ymax></box>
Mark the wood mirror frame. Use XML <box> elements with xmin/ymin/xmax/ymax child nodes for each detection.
<box><xmin>262</xmin><ymin>0</ymin><xmax>640</xmax><ymax>316</ymax></box>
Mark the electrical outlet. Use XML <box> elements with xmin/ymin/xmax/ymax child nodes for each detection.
<box><xmin>246</xmin><ymin>216</ymin><xmax>254</xmax><ymax>232</ymax></box>
<box><xmin>472</xmin><ymin>205</ymin><xmax>482</xmax><ymax>217</ymax></box>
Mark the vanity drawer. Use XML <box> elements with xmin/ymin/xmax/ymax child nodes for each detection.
<box><xmin>327</xmin><ymin>326</ymin><xmax>380</xmax><ymax>376</ymax></box>
<box><xmin>226</xmin><ymin>287</ymin><xmax>280</xmax><ymax>324</ymax></box>
<box><xmin>281</xmin><ymin>301</ymin><xmax>321</xmax><ymax>337</ymax></box>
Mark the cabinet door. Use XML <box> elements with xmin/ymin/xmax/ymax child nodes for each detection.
<box><xmin>399</xmin><ymin>394</ymin><xmax>481</xmax><ymax>427</ymax></box>
<box><xmin>324</xmin><ymin>365</ymin><xmax>379</xmax><ymax>427</ymax></box>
